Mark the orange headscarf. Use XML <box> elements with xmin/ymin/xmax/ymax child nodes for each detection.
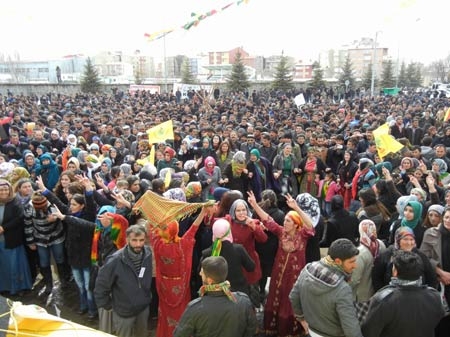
<box><xmin>287</xmin><ymin>211</ymin><xmax>303</xmax><ymax>229</ymax></box>
<box><xmin>159</xmin><ymin>220</ymin><xmax>181</xmax><ymax>243</ymax></box>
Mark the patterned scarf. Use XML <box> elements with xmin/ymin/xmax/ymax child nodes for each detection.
<box><xmin>91</xmin><ymin>214</ymin><xmax>128</xmax><ymax>265</ymax></box>
<box><xmin>133</xmin><ymin>190</ymin><xmax>214</xmax><ymax>228</ymax></box>
<box><xmin>198</xmin><ymin>280</ymin><xmax>236</xmax><ymax>302</ymax></box>
<box><xmin>321</xmin><ymin>255</ymin><xmax>352</xmax><ymax>282</ymax></box>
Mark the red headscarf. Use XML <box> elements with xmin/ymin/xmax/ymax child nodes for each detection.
<box><xmin>204</xmin><ymin>156</ymin><xmax>216</xmax><ymax>175</ymax></box>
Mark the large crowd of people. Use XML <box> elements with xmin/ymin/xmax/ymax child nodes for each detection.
<box><xmin>0</xmin><ymin>87</ymin><xmax>449</xmax><ymax>336</ymax></box>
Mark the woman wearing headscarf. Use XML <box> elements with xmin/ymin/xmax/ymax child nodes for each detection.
<box><xmin>195</xmin><ymin>137</ymin><xmax>218</xmax><ymax>170</ymax></box>
<box><xmin>356</xmin><ymin>188</ymin><xmax>392</xmax><ymax>243</ymax></box>
<box><xmin>422</xmin><ymin>204</ymin><xmax>445</xmax><ymax>229</ymax></box>
<box><xmin>420</xmin><ymin>206</ymin><xmax>450</xmax><ymax>336</ymax></box>
<box><xmin>9</xmin><ymin>166</ymin><xmax>30</xmax><ymax>190</ymax></box>
<box><xmin>389</xmin><ymin>200</ymin><xmax>425</xmax><ymax>247</ymax></box>
<box><xmin>350</xmin><ymin>158</ymin><xmax>376</xmax><ymax>211</ymax></box>
<box><xmin>0</xmin><ymin>179</ymin><xmax>32</xmax><ymax>296</ymax></box>
<box><xmin>156</xmin><ymin>146</ymin><xmax>180</xmax><ymax>175</ymax></box>
<box><xmin>149</xmin><ymin>207</ymin><xmax>207</xmax><ymax>337</ymax></box>
<box><xmin>201</xmin><ymin>218</ymin><xmax>255</xmax><ymax>295</ymax></box>
<box><xmin>247</xmin><ymin>148</ymin><xmax>280</xmax><ymax>202</ymax></box>
<box><xmin>432</xmin><ymin>158</ymin><xmax>450</xmax><ymax>187</ymax></box>
<box><xmin>296</xmin><ymin>193</ymin><xmax>323</xmax><ymax>263</ymax></box>
<box><xmin>350</xmin><ymin>219</ymin><xmax>386</xmax><ymax>322</ymax></box>
<box><xmin>248</xmin><ymin>191</ymin><xmax>314</xmax><ymax>337</ymax></box>
<box><xmin>197</xmin><ymin>156</ymin><xmax>222</xmax><ymax>201</ymax></box>
<box><xmin>37</xmin><ymin>153</ymin><xmax>61</xmax><ymax>191</ymax></box>
<box><xmin>372</xmin><ymin>226</ymin><xmax>437</xmax><ymax>292</ymax></box>
<box><xmin>222</xmin><ymin>151</ymin><xmax>249</xmax><ymax>196</ymax></box>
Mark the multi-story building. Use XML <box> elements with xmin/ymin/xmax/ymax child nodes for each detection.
<box><xmin>319</xmin><ymin>37</ymin><xmax>389</xmax><ymax>81</ymax></box>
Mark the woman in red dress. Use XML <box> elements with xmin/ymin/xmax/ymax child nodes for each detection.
<box><xmin>149</xmin><ymin>207</ymin><xmax>207</xmax><ymax>337</ymax></box>
<box><xmin>248</xmin><ymin>191</ymin><xmax>314</xmax><ymax>337</ymax></box>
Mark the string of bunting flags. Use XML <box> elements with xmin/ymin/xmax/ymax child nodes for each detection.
<box><xmin>144</xmin><ymin>0</ymin><xmax>249</xmax><ymax>42</ymax></box>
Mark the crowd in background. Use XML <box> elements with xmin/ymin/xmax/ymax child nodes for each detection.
<box><xmin>0</xmin><ymin>87</ymin><xmax>449</xmax><ymax>336</ymax></box>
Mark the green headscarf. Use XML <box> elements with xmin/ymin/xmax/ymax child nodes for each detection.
<box><xmin>250</xmin><ymin>148</ymin><xmax>260</xmax><ymax>160</ymax></box>
<box><xmin>400</xmin><ymin>200</ymin><xmax>423</xmax><ymax>229</ymax></box>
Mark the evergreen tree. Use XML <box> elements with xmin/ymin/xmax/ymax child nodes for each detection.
<box><xmin>271</xmin><ymin>54</ymin><xmax>294</xmax><ymax>91</ymax></box>
<box><xmin>339</xmin><ymin>56</ymin><xmax>355</xmax><ymax>89</ymax></box>
<box><xmin>413</xmin><ymin>64</ymin><xmax>423</xmax><ymax>88</ymax></box>
<box><xmin>80</xmin><ymin>57</ymin><xmax>102</xmax><ymax>93</ymax></box>
<box><xmin>361</xmin><ymin>63</ymin><xmax>377</xmax><ymax>90</ymax></box>
<box><xmin>406</xmin><ymin>63</ymin><xmax>423</xmax><ymax>89</ymax></box>
<box><xmin>181</xmin><ymin>58</ymin><xmax>196</xmax><ymax>84</ymax></box>
<box><xmin>397</xmin><ymin>62</ymin><xmax>407</xmax><ymax>88</ymax></box>
<box><xmin>309</xmin><ymin>62</ymin><xmax>325</xmax><ymax>90</ymax></box>
<box><xmin>380</xmin><ymin>60</ymin><xmax>395</xmax><ymax>88</ymax></box>
<box><xmin>405</xmin><ymin>63</ymin><xmax>416</xmax><ymax>88</ymax></box>
<box><xmin>226</xmin><ymin>52</ymin><xmax>250</xmax><ymax>92</ymax></box>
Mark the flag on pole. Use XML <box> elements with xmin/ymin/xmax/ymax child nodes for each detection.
<box><xmin>147</xmin><ymin>120</ymin><xmax>174</xmax><ymax>144</ymax></box>
<box><xmin>373</xmin><ymin>123</ymin><xmax>404</xmax><ymax>160</ymax></box>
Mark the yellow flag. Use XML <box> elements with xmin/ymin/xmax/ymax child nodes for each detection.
<box><xmin>444</xmin><ymin>107</ymin><xmax>450</xmax><ymax>122</ymax></box>
<box><xmin>373</xmin><ymin>123</ymin><xmax>404</xmax><ymax>160</ymax></box>
<box><xmin>164</xmin><ymin>168</ymin><xmax>172</xmax><ymax>188</ymax></box>
<box><xmin>136</xmin><ymin>145</ymin><xmax>155</xmax><ymax>167</ymax></box>
<box><xmin>146</xmin><ymin>120</ymin><xmax>174</xmax><ymax>144</ymax></box>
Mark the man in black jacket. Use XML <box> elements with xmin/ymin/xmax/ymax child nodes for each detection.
<box><xmin>174</xmin><ymin>256</ymin><xmax>257</xmax><ymax>337</ymax></box>
<box><xmin>95</xmin><ymin>225</ymin><xmax>152</xmax><ymax>337</ymax></box>
<box><xmin>362</xmin><ymin>250</ymin><xmax>445</xmax><ymax>337</ymax></box>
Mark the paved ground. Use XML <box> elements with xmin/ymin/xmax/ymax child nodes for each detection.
<box><xmin>4</xmin><ymin>274</ymin><xmax>157</xmax><ymax>336</ymax></box>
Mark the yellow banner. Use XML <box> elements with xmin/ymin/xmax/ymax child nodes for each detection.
<box><xmin>146</xmin><ymin>120</ymin><xmax>174</xmax><ymax>144</ymax></box>
<box><xmin>373</xmin><ymin>123</ymin><xmax>404</xmax><ymax>160</ymax></box>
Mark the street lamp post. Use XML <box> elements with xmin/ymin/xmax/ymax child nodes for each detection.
<box><xmin>370</xmin><ymin>31</ymin><xmax>381</xmax><ymax>97</ymax></box>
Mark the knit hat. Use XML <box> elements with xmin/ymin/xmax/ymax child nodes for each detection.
<box><xmin>32</xmin><ymin>192</ymin><xmax>48</xmax><ymax>210</ymax></box>
<box><xmin>428</xmin><ymin>204</ymin><xmax>445</xmax><ymax>215</ymax></box>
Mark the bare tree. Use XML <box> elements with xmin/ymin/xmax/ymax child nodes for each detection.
<box><xmin>430</xmin><ymin>60</ymin><xmax>447</xmax><ymax>82</ymax></box>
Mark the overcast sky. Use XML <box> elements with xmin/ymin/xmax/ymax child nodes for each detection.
<box><xmin>0</xmin><ymin>0</ymin><xmax>448</xmax><ymax>64</ymax></box>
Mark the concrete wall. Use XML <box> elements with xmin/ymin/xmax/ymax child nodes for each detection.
<box><xmin>0</xmin><ymin>84</ymin><xmax>165</xmax><ymax>96</ymax></box>
<box><xmin>0</xmin><ymin>81</ymin><xmax>310</xmax><ymax>97</ymax></box>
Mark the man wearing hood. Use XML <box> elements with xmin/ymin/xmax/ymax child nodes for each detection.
<box><xmin>289</xmin><ymin>238</ymin><xmax>363</xmax><ymax>337</ymax></box>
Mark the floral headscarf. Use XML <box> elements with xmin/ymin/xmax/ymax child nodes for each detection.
<box><xmin>359</xmin><ymin>219</ymin><xmax>380</xmax><ymax>258</ymax></box>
